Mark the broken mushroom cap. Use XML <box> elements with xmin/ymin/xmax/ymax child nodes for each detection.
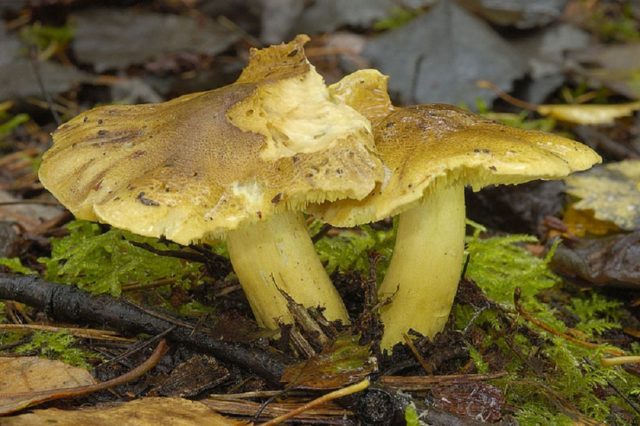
<box><xmin>39</xmin><ymin>35</ymin><xmax>383</xmax><ymax>328</ymax></box>
<box><xmin>310</xmin><ymin>69</ymin><xmax>601</xmax><ymax>349</ymax></box>
<box><xmin>41</xmin><ymin>35</ymin><xmax>381</xmax><ymax>243</ymax></box>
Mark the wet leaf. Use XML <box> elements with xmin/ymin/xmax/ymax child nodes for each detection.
<box><xmin>563</xmin><ymin>204</ymin><xmax>620</xmax><ymax>237</ymax></box>
<box><xmin>551</xmin><ymin>232</ymin><xmax>640</xmax><ymax>289</ymax></box>
<box><xmin>0</xmin><ymin>26</ymin><xmax>90</xmax><ymax>99</ymax></box>
<box><xmin>466</xmin><ymin>181</ymin><xmax>566</xmax><ymax>235</ymax></box>
<box><xmin>565</xmin><ymin>160</ymin><xmax>640</xmax><ymax>231</ymax></box>
<box><xmin>151</xmin><ymin>355</ymin><xmax>230</xmax><ymax>398</ymax></box>
<box><xmin>2</xmin><ymin>397</ymin><xmax>246</xmax><ymax>426</ymax></box>
<box><xmin>0</xmin><ymin>356</ymin><xmax>95</xmax><ymax>415</ymax></box>
<box><xmin>281</xmin><ymin>334</ymin><xmax>375</xmax><ymax>389</ymax></box>
<box><xmin>536</xmin><ymin>101</ymin><xmax>640</xmax><ymax>125</ymax></box>
<box><xmin>458</xmin><ymin>0</ymin><xmax>567</xmax><ymax>29</ymax></box>
<box><xmin>72</xmin><ymin>9</ymin><xmax>240</xmax><ymax>72</ymax></box>
<box><xmin>260</xmin><ymin>0</ymin><xmax>304</xmax><ymax>44</ymax></box>
<box><xmin>363</xmin><ymin>0</ymin><xmax>526</xmax><ymax>106</ymax></box>
<box><xmin>569</xmin><ymin>43</ymin><xmax>640</xmax><ymax>99</ymax></box>
<box><xmin>0</xmin><ymin>190</ymin><xmax>64</xmax><ymax>233</ymax></box>
<box><xmin>293</xmin><ymin>0</ymin><xmax>427</xmax><ymax>34</ymax></box>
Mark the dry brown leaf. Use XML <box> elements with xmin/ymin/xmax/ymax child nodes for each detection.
<box><xmin>1</xmin><ymin>397</ymin><xmax>248</xmax><ymax>425</ymax></box>
<box><xmin>0</xmin><ymin>356</ymin><xmax>95</xmax><ymax>414</ymax></box>
<box><xmin>536</xmin><ymin>101</ymin><xmax>640</xmax><ymax>125</ymax></box>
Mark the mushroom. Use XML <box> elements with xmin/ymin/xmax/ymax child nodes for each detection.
<box><xmin>38</xmin><ymin>36</ymin><xmax>383</xmax><ymax>329</ymax></box>
<box><xmin>311</xmin><ymin>70</ymin><xmax>602</xmax><ymax>349</ymax></box>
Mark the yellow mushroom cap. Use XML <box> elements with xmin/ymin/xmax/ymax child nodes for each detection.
<box><xmin>310</xmin><ymin>72</ymin><xmax>602</xmax><ymax>226</ymax></box>
<box><xmin>39</xmin><ymin>35</ymin><xmax>382</xmax><ymax>244</ymax></box>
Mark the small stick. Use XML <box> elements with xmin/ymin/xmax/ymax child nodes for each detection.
<box><xmin>0</xmin><ymin>339</ymin><xmax>168</xmax><ymax>415</ymax></box>
<box><xmin>402</xmin><ymin>333</ymin><xmax>433</xmax><ymax>375</ymax></box>
<box><xmin>476</xmin><ymin>80</ymin><xmax>539</xmax><ymax>111</ymax></box>
<box><xmin>514</xmin><ymin>288</ymin><xmax>624</xmax><ymax>356</ymax></box>
<box><xmin>259</xmin><ymin>379</ymin><xmax>370</xmax><ymax>426</ymax></box>
<box><xmin>600</xmin><ymin>356</ymin><xmax>640</xmax><ymax>367</ymax></box>
<box><xmin>0</xmin><ymin>324</ymin><xmax>132</xmax><ymax>342</ymax></box>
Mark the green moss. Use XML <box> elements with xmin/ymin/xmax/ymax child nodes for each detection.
<box><xmin>403</xmin><ymin>403</ymin><xmax>420</xmax><ymax>426</ymax></box>
<box><xmin>314</xmin><ymin>223</ymin><xmax>395</xmax><ymax>277</ymax></box>
<box><xmin>461</xmin><ymin>230</ymin><xmax>640</xmax><ymax>423</ymax></box>
<box><xmin>39</xmin><ymin>220</ymin><xmax>204</xmax><ymax>296</ymax></box>
<box><xmin>0</xmin><ymin>257</ymin><xmax>37</xmax><ymax>275</ymax></box>
<box><xmin>465</xmin><ymin>233</ymin><xmax>559</xmax><ymax>308</ymax></box>
<box><xmin>16</xmin><ymin>330</ymin><xmax>97</xmax><ymax>369</ymax></box>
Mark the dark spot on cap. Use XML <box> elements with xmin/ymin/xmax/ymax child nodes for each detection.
<box><xmin>83</xmin><ymin>116</ymin><xmax>88</xmax><ymax>123</ymax></box>
<box><xmin>97</xmin><ymin>119</ymin><xmax>103</xmax><ymax>124</ymax></box>
<box><xmin>271</xmin><ymin>193</ymin><xmax>282</xmax><ymax>204</ymax></box>
<box><xmin>287</xmin><ymin>49</ymin><xmax>298</xmax><ymax>57</ymax></box>
<box><xmin>131</xmin><ymin>150</ymin><xmax>146</xmax><ymax>158</ymax></box>
<box><xmin>257</xmin><ymin>211</ymin><xmax>262</xmax><ymax>219</ymax></box>
<box><xmin>137</xmin><ymin>192</ymin><xmax>160</xmax><ymax>206</ymax></box>
<box><xmin>489</xmin><ymin>166</ymin><xmax>497</xmax><ymax>171</ymax></box>
<box><xmin>97</xmin><ymin>130</ymin><xmax>107</xmax><ymax>136</ymax></box>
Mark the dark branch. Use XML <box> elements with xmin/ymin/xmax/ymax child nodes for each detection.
<box><xmin>0</xmin><ymin>273</ymin><xmax>288</xmax><ymax>385</ymax></box>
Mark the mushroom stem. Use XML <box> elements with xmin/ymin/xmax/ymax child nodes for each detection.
<box><xmin>378</xmin><ymin>184</ymin><xmax>466</xmax><ymax>350</ymax></box>
<box><xmin>227</xmin><ymin>211</ymin><xmax>349</xmax><ymax>329</ymax></box>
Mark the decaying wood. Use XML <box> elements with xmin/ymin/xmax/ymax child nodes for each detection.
<box><xmin>0</xmin><ymin>273</ymin><xmax>288</xmax><ymax>384</ymax></box>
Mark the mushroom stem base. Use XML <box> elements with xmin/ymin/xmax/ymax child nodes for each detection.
<box><xmin>378</xmin><ymin>184</ymin><xmax>466</xmax><ymax>350</ymax></box>
<box><xmin>227</xmin><ymin>211</ymin><xmax>349</xmax><ymax>329</ymax></box>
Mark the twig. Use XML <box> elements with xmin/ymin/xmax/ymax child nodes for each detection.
<box><xmin>513</xmin><ymin>288</ymin><xmax>625</xmax><ymax>356</ymax></box>
<box><xmin>0</xmin><ymin>201</ymin><xmax>62</xmax><ymax>207</ymax></box>
<box><xmin>379</xmin><ymin>372</ymin><xmax>507</xmax><ymax>391</ymax></box>
<box><xmin>29</xmin><ymin>46</ymin><xmax>61</xmax><ymax>126</ymax></box>
<box><xmin>96</xmin><ymin>326</ymin><xmax>176</xmax><ymax>370</ymax></box>
<box><xmin>259</xmin><ymin>379</ymin><xmax>370</xmax><ymax>426</ymax></box>
<box><xmin>402</xmin><ymin>333</ymin><xmax>433</xmax><ymax>375</ymax></box>
<box><xmin>0</xmin><ymin>324</ymin><xmax>132</xmax><ymax>342</ymax></box>
<box><xmin>476</xmin><ymin>80</ymin><xmax>539</xmax><ymax>111</ymax></box>
<box><xmin>0</xmin><ymin>339</ymin><xmax>168</xmax><ymax>416</ymax></box>
<box><xmin>0</xmin><ymin>273</ymin><xmax>289</xmax><ymax>384</ymax></box>
<box><xmin>600</xmin><ymin>356</ymin><xmax>640</xmax><ymax>367</ymax></box>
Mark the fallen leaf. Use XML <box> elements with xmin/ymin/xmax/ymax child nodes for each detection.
<box><xmin>293</xmin><ymin>0</ymin><xmax>416</xmax><ymax>34</ymax></box>
<box><xmin>551</xmin><ymin>232</ymin><xmax>640</xmax><ymax>289</ymax></box>
<box><xmin>565</xmin><ymin>160</ymin><xmax>640</xmax><ymax>231</ymax></box>
<box><xmin>151</xmin><ymin>355</ymin><xmax>230</xmax><ymax>398</ymax></box>
<box><xmin>563</xmin><ymin>204</ymin><xmax>620</xmax><ymax>237</ymax></box>
<box><xmin>260</xmin><ymin>0</ymin><xmax>305</xmax><ymax>44</ymax></box>
<box><xmin>466</xmin><ymin>180</ymin><xmax>566</xmax><ymax>235</ymax></box>
<box><xmin>458</xmin><ymin>0</ymin><xmax>567</xmax><ymax>29</ymax></box>
<box><xmin>281</xmin><ymin>334</ymin><xmax>376</xmax><ymax>389</ymax></box>
<box><xmin>0</xmin><ymin>356</ymin><xmax>95</xmax><ymax>414</ymax></box>
<box><xmin>363</xmin><ymin>0</ymin><xmax>527</xmax><ymax>106</ymax></box>
<box><xmin>0</xmin><ymin>25</ymin><xmax>90</xmax><ymax>99</ymax></box>
<box><xmin>1</xmin><ymin>397</ymin><xmax>247</xmax><ymax>426</ymax></box>
<box><xmin>569</xmin><ymin>43</ymin><xmax>640</xmax><ymax>100</ymax></box>
<box><xmin>536</xmin><ymin>101</ymin><xmax>640</xmax><ymax>125</ymax></box>
<box><xmin>0</xmin><ymin>190</ymin><xmax>64</xmax><ymax>233</ymax></box>
<box><xmin>72</xmin><ymin>9</ymin><xmax>240</xmax><ymax>72</ymax></box>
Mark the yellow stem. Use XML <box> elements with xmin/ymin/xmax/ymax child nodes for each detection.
<box><xmin>378</xmin><ymin>184</ymin><xmax>466</xmax><ymax>350</ymax></box>
<box><xmin>227</xmin><ymin>211</ymin><xmax>349</xmax><ymax>329</ymax></box>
